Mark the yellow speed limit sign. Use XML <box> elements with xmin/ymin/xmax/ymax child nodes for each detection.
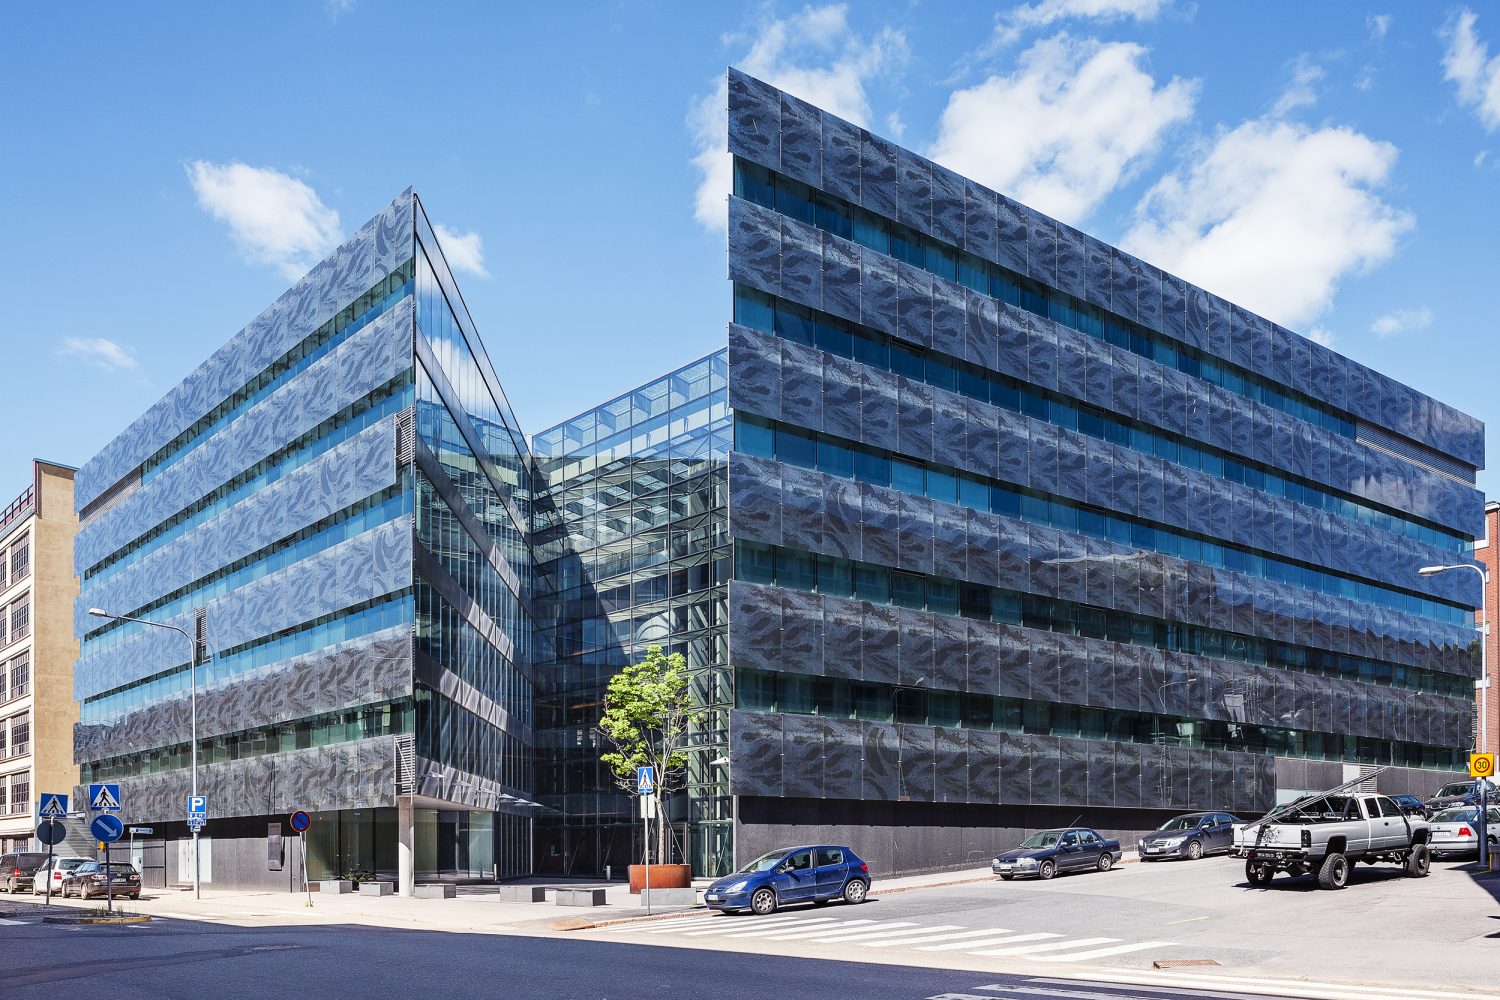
<box><xmin>1472</xmin><ymin>753</ymin><xmax>1496</xmax><ymax>779</ymax></box>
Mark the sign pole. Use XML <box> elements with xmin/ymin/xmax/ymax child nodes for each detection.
<box><xmin>43</xmin><ymin>832</ymin><xmax>54</xmax><ymax>907</ymax></box>
<box><xmin>644</xmin><ymin>794</ymin><xmax>652</xmax><ymax>917</ymax></box>
<box><xmin>302</xmin><ymin>835</ymin><xmax>312</xmax><ymax>907</ymax></box>
<box><xmin>104</xmin><ymin>839</ymin><xmax>113</xmax><ymax>914</ymax></box>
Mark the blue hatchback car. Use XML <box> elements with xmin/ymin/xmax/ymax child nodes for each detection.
<box><xmin>703</xmin><ymin>845</ymin><xmax>870</xmax><ymax>915</ymax></box>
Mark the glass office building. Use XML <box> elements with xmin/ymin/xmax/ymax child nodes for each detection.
<box><xmin>531</xmin><ymin>353</ymin><xmax>733</xmax><ymax>877</ymax></box>
<box><xmin>718</xmin><ymin>70</ymin><xmax>1485</xmax><ymax>873</ymax></box>
<box><xmin>72</xmin><ymin>191</ymin><xmax>537</xmax><ymax>890</ymax></box>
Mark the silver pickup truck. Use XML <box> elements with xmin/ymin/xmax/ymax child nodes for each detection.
<box><xmin>1232</xmin><ymin>776</ymin><xmax>1431</xmax><ymax>890</ymax></box>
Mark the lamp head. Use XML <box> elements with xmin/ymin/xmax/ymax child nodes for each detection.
<box><xmin>87</xmin><ymin>608</ymin><xmax>114</xmax><ymax>618</ymax></box>
<box><xmin>1417</xmin><ymin>566</ymin><xmax>1451</xmax><ymax>577</ymax></box>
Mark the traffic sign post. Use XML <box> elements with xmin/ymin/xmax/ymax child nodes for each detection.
<box><xmin>91</xmin><ymin>814</ymin><xmax>124</xmax><ymax>914</ymax></box>
<box><xmin>289</xmin><ymin>811</ymin><xmax>313</xmax><ymax>907</ymax></box>
<box><xmin>88</xmin><ymin>783</ymin><xmax>121</xmax><ymax>812</ymax></box>
<box><xmin>1475</xmin><ymin>755</ymin><xmax>1495</xmax><ymax>870</ymax></box>
<box><xmin>38</xmin><ymin>793</ymin><xmax>69</xmax><ymax>820</ymax></box>
<box><xmin>637</xmin><ymin>767</ymin><xmax>657</xmax><ymax>916</ymax></box>
<box><xmin>35</xmin><ymin>817</ymin><xmax>65</xmax><ymax>907</ymax></box>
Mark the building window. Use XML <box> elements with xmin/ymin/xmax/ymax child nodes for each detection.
<box><xmin>8</xmin><ymin>539</ymin><xmax>27</xmax><ymax>582</ymax></box>
<box><xmin>8</xmin><ymin>772</ymin><xmax>26</xmax><ymax>814</ymax></box>
<box><xmin>7</xmin><ymin>716</ymin><xmax>26</xmax><ymax>758</ymax></box>
<box><xmin>5</xmin><ymin>653</ymin><xmax>26</xmax><ymax>700</ymax></box>
<box><xmin>9</xmin><ymin>599</ymin><xmax>28</xmax><ymax>642</ymax></box>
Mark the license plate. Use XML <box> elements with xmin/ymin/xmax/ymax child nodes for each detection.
<box><xmin>706</xmin><ymin>894</ymin><xmax>720</xmax><ymax>901</ymax></box>
<box><xmin>1435</xmin><ymin>831</ymin><xmax>1452</xmax><ymax>838</ymax></box>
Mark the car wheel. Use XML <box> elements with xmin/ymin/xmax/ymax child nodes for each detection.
<box><xmin>1405</xmin><ymin>845</ymin><xmax>1430</xmax><ymax>878</ymax></box>
<box><xmin>1316</xmin><ymin>853</ymin><xmax>1349</xmax><ymax>890</ymax></box>
<box><xmin>4</xmin><ymin>878</ymin><xmax>12</xmax><ymax>893</ymax></box>
<box><xmin>1245</xmin><ymin>861</ymin><xmax>1273</xmax><ymax>886</ymax></box>
<box><xmin>750</xmin><ymin>887</ymin><xmax>778</xmax><ymax>916</ymax></box>
<box><xmin>842</xmin><ymin>879</ymin><xmax>868</xmax><ymax>905</ymax></box>
<box><xmin>1186</xmin><ymin>840</ymin><xmax>1204</xmax><ymax>861</ymax></box>
<box><xmin>1038</xmin><ymin>860</ymin><xmax>1057</xmax><ymax>880</ymax></box>
<box><xmin>1096</xmin><ymin>853</ymin><xmax>1113</xmax><ymax>872</ymax></box>
<box><xmin>999</xmin><ymin>874</ymin><xmax>1015</xmax><ymax>881</ymax></box>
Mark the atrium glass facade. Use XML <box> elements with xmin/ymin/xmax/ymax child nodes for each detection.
<box><xmin>72</xmin><ymin>191</ymin><xmax>537</xmax><ymax>889</ymax></box>
<box><xmin>721</xmin><ymin>69</ymin><xmax>1485</xmax><ymax>874</ymax></box>
<box><xmin>532</xmin><ymin>353</ymin><xmax>732</xmax><ymax>877</ymax></box>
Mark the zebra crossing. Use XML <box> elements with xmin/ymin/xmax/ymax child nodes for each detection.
<box><xmin>603</xmin><ymin>912</ymin><xmax>1174</xmax><ymax>965</ymax></box>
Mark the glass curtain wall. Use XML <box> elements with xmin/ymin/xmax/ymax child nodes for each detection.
<box><xmin>532</xmin><ymin>352</ymin><xmax>732</xmax><ymax>878</ymax></box>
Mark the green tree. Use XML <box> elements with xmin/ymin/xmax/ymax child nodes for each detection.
<box><xmin>598</xmin><ymin>645</ymin><xmax>700</xmax><ymax>865</ymax></box>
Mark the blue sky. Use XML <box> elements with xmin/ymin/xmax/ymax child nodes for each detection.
<box><xmin>3</xmin><ymin>1</ymin><xmax>1499</xmax><ymax>505</ymax></box>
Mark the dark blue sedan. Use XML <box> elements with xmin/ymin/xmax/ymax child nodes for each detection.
<box><xmin>991</xmin><ymin>827</ymin><xmax>1122</xmax><ymax>881</ymax></box>
<box><xmin>704</xmin><ymin>845</ymin><xmax>870</xmax><ymax>915</ymax></box>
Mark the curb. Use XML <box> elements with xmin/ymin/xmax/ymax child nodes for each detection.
<box><xmin>42</xmin><ymin>915</ymin><xmax>152</xmax><ymax>925</ymax></box>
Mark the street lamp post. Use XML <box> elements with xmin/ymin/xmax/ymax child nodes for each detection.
<box><xmin>88</xmin><ymin>608</ymin><xmax>201</xmax><ymax>899</ymax></box>
<box><xmin>1418</xmin><ymin>564</ymin><xmax>1490</xmax><ymax>869</ymax></box>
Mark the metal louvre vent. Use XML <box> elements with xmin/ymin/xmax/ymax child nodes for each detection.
<box><xmin>395</xmin><ymin>733</ymin><xmax>415</xmax><ymax>795</ymax></box>
<box><xmin>1356</xmin><ymin>420</ymin><xmax>1476</xmax><ymax>486</ymax></box>
<box><xmin>396</xmin><ymin>408</ymin><xmax>415</xmax><ymax>466</ymax></box>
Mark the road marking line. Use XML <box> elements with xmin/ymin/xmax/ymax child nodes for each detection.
<box><xmin>749</xmin><ymin>918</ymin><xmax>885</xmax><ymax>939</ymax></box>
<box><xmin>971</xmin><ymin>937</ymin><xmax>1119</xmax><ymax>957</ymax></box>
<box><xmin>1034</xmin><ymin>941</ymin><xmax>1176</xmax><ymax>962</ymax></box>
<box><xmin>633</xmin><ymin>914</ymin><xmax>803</xmax><ymax>933</ymax></box>
<box><xmin>787</xmin><ymin>922</ymin><xmax>947</xmax><ymax>943</ymax></box>
<box><xmin>719</xmin><ymin>918</ymin><xmax>901</xmax><ymax>940</ymax></box>
<box><xmin>856</xmin><ymin>927</ymin><xmax>1014</xmax><ymax>947</ymax></box>
<box><xmin>1026</xmin><ymin>977</ymin><xmax>1300</xmax><ymax>1000</ymax></box>
<box><xmin>1164</xmin><ymin>915</ymin><xmax>1209</xmax><ymax>925</ymax></box>
<box><xmin>977</xmin><ymin>987</ymin><xmax>1186</xmax><ymax>999</ymax></box>
<box><xmin>680</xmin><ymin>916</ymin><xmax>845</xmax><ymax>937</ymax></box>
<box><xmin>616</xmin><ymin>916</ymin><xmax>732</xmax><ymax>932</ymax></box>
<box><xmin>919</xmin><ymin>932</ymin><xmax>1062</xmax><ymax>951</ymax></box>
<box><xmin>0</xmin><ymin>917</ymin><xmax>24</xmax><ymax>925</ymax></box>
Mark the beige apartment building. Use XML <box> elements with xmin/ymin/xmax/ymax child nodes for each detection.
<box><xmin>0</xmin><ymin>461</ymin><xmax>79</xmax><ymax>853</ymax></box>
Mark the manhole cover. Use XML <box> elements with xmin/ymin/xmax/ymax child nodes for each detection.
<box><xmin>1154</xmin><ymin>959</ymin><xmax>1221</xmax><ymax>969</ymax></box>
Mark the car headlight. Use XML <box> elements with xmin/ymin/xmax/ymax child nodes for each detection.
<box><xmin>1162</xmin><ymin>837</ymin><xmax>1185</xmax><ymax>847</ymax></box>
<box><xmin>723</xmin><ymin>880</ymin><xmax>748</xmax><ymax>893</ymax></box>
<box><xmin>1018</xmin><ymin>857</ymin><xmax>1038</xmax><ymax>866</ymax></box>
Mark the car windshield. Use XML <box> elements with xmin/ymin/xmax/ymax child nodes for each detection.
<box><xmin>1434</xmin><ymin>807</ymin><xmax>1479</xmax><ymax>822</ymax></box>
<box><xmin>1156</xmin><ymin>816</ymin><xmax>1201</xmax><ymax>832</ymax></box>
<box><xmin>1021</xmin><ymin>831</ymin><xmax>1062</xmax><ymax>849</ymax></box>
<box><xmin>1436</xmin><ymin>783</ymin><xmax>1475</xmax><ymax>798</ymax></box>
<box><xmin>57</xmin><ymin>859</ymin><xmax>89</xmax><ymax>872</ymax></box>
<box><xmin>12</xmin><ymin>854</ymin><xmax>47</xmax><ymax>870</ymax></box>
<box><xmin>737</xmin><ymin>851</ymin><xmax>790</xmax><ymax>874</ymax></box>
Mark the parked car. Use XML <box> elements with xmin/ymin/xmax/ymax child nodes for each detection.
<box><xmin>703</xmin><ymin>845</ymin><xmax>869</xmax><ymax>915</ymax></box>
<box><xmin>1388</xmin><ymin>794</ymin><xmax>1430</xmax><ymax>819</ymax></box>
<box><xmin>1429</xmin><ymin>806</ymin><xmax>1500</xmax><ymax>858</ymax></box>
<box><xmin>1</xmin><ymin>852</ymin><xmax>49</xmax><ymax>893</ymax></box>
<box><xmin>1137</xmin><ymin>812</ymin><xmax>1242</xmax><ymax>861</ymax></box>
<box><xmin>1424</xmin><ymin>779</ymin><xmax>1500</xmax><ymax>813</ymax></box>
<box><xmin>61</xmin><ymin>860</ymin><xmax>141</xmax><ymax>900</ymax></box>
<box><xmin>992</xmin><ymin>828</ymin><xmax>1123</xmax><ymax>881</ymax></box>
<box><xmin>30</xmin><ymin>856</ymin><xmax>90</xmax><ymax>896</ymax></box>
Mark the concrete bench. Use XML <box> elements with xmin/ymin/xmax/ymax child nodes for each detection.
<box><xmin>414</xmin><ymin>884</ymin><xmax>455</xmax><ymax>899</ymax></box>
<box><xmin>317</xmin><ymin>880</ymin><xmax>353</xmax><ymax>894</ymax></box>
<box><xmin>494</xmin><ymin>885</ymin><xmax>548</xmax><ymax>903</ymax></box>
<box><xmin>554</xmin><ymin>888</ymin><xmax>607</xmax><ymax>907</ymax></box>
<box><xmin>639</xmin><ymin>888</ymin><xmax>696</xmax><ymax>907</ymax></box>
<box><xmin>358</xmin><ymin>881</ymin><xmax>394</xmax><ymax>896</ymax></box>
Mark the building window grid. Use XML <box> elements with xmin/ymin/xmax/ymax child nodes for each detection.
<box><xmin>8</xmin><ymin>598</ymin><xmax>27</xmax><ymax>643</ymax></box>
<box><xmin>5</xmin><ymin>715</ymin><xmax>26</xmax><ymax>758</ymax></box>
<box><xmin>736</xmin><ymin>413</ymin><xmax>1471</xmax><ymax>628</ymax></box>
<box><xmin>8</xmin><ymin>773</ymin><xmax>26</xmax><ymax>814</ymax></box>
<box><xmin>3</xmin><ymin>653</ymin><xmax>26</xmax><ymax>702</ymax></box>
<box><xmin>734</xmin><ymin>285</ymin><xmax>1467</xmax><ymax>555</ymax></box>
<box><xmin>8</xmin><ymin>539</ymin><xmax>28</xmax><ymax>583</ymax></box>
<box><xmin>735</xmin><ymin>539</ymin><xmax>1472</xmax><ymax>699</ymax></box>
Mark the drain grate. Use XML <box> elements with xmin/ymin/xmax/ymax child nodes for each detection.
<box><xmin>1153</xmin><ymin>959</ymin><xmax>1221</xmax><ymax>969</ymax></box>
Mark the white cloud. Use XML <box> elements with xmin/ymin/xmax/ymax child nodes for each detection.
<box><xmin>1270</xmin><ymin>57</ymin><xmax>1323</xmax><ymax>117</ymax></box>
<box><xmin>431</xmin><ymin>223</ymin><xmax>490</xmax><ymax>279</ymax></box>
<box><xmin>928</xmin><ymin>34</ymin><xmax>1196</xmax><ymax>225</ymax></box>
<box><xmin>1354</xmin><ymin>66</ymin><xmax>1375</xmax><ymax>92</ymax></box>
<box><xmin>1123</xmin><ymin>118</ymin><xmax>1414</xmax><ymax>329</ymax></box>
<box><xmin>325</xmin><ymin>0</ymin><xmax>355</xmax><ymax>21</ymax></box>
<box><xmin>1370</xmin><ymin>306</ymin><xmax>1432</xmax><ymax>339</ymax></box>
<box><xmin>689</xmin><ymin>4</ymin><xmax>908</xmax><ymax>231</ymax></box>
<box><xmin>988</xmin><ymin>0</ymin><xmax>1168</xmax><ymax>48</ymax></box>
<box><xmin>1306</xmin><ymin>325</ymin><xmax>1337</xmax><ymax>348</ymax></box>
<box><xmin>1368</xmin><ymin>13</ymin><xmax>1391</xmax><ymax>41</ymax></box>
<box><xmin>1476</xmin><ymin>149</ymin><xmax>1491</xmax><ymax>168</ymax></box>
<box><xmin>1442</xmin><ymin>8</ymin><xmax>1500</xmax><ymax>132</ymax></box>
<box><xmin>186</xmin><ymin>161</ymin><xmax>342</xmax><ymax>281</ymax></box>
<box><xmin>55</xmin><ymin>337</ymin><xmax>139</xmax><ymax>371</ymax></box>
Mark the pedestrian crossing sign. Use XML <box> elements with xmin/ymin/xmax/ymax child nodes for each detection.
<box><xmin>89</xmin><ymin>783</ymin><xmax>122</xmax><ymax>812</ymax></box>
<box><xmin>38</xmin><ymin>794</ymin><xmax>69</xmax><ymax>819</ymax></box>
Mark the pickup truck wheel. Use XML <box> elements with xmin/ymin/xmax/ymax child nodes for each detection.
<box><xmin>1317</xmin><ymin>852</ymin><xmax>1350</xmax><ymax>890</ymax></box>
<box><xmin>1244</xmin><ymin>861</ymin><xmax>1273</xmax><ymax>886</ymax></box>
<box><xmin>1405</xmin><ymin>844</ymin><xmax>1430</xmax><ymax>878</ymax></box>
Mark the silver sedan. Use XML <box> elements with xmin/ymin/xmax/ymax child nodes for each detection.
<box><xmin>1428</xmin><ymin>806</ymin><xmax>1500</xmax><ymax>858</ymax></box>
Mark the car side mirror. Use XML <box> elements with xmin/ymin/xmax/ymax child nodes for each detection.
<box><xmin>778</xmin><ymin>862</ymin><xmax>793</xmax><ymax>874</ymax></box>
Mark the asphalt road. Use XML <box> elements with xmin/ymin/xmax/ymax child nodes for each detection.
<box><xmin>0</xmin><ymin>915</ymin><xmax>1314</xmax><ymax>1000</ymax></box>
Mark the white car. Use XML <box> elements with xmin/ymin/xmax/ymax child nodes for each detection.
<box><xmin>31</xmin><ymin>856</ymin><xmax>90</xmax><ymax>896</ymax></box>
